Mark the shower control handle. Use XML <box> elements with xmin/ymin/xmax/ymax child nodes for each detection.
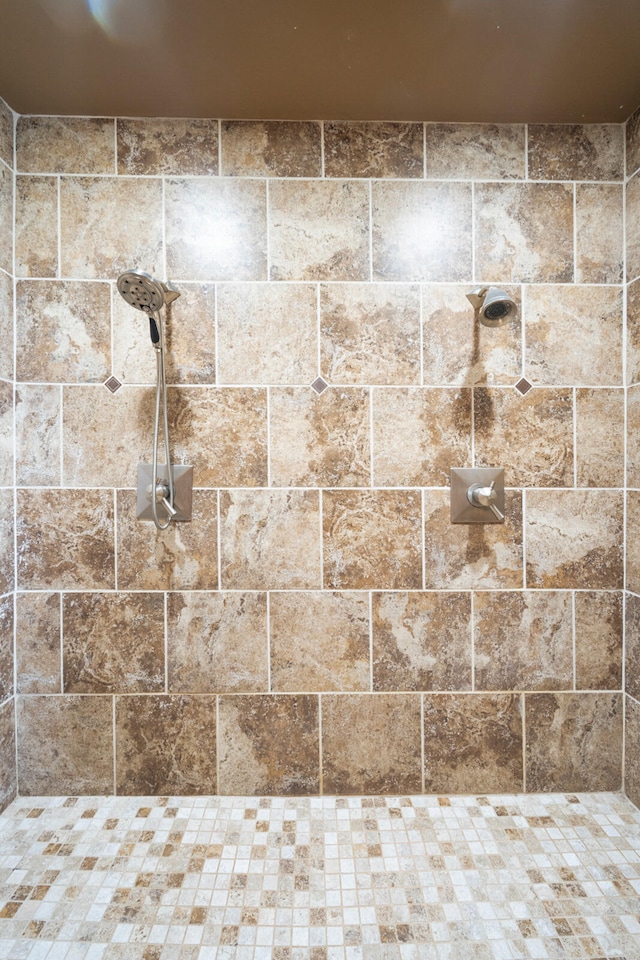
<box><xmin>145</xmin><ymin>480</ymin><xmax>177</xmax><ymax>517</ymax></box>
<box><xmin>467</xmin><ymin>481</ymin><xmax>504</xmax><ymax>521</ymax></box>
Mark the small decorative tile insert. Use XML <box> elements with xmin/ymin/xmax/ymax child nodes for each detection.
<box><xmin>514</xmin><ymin>376</ymin><xmax>533</xmax><ymax>395</ymax></box>
<box><xmin>103</xmin><ymin>375</ymin><xmax>122</xmax><ymax>394</ymax></box>
<box><xmin>311</xmin><ymin>376</ymin><xmax>329</xmax><ymax>394</ymax></box>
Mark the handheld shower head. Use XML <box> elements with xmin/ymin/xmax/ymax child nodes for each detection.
<box><xmin>117</xmin><ymin>269</ymin><xmax>181</xmax><ymax>348</ymax></box>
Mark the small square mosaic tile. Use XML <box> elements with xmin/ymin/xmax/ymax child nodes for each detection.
<box><xmin>0</xmin><ymin>793</ymin><xmax>639</xmax><ymax>959</ymax></box>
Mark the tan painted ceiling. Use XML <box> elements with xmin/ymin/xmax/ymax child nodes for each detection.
<box><xmin>1</xmin><ymin>0</ymin><xmax>640</xmax><ymax>122</ymax></box>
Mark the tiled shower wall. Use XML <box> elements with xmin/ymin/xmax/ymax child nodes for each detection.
<box><xmin>0</xmin><ymin>103</ymin><xmax>634</xmax><ymax>801</ymax></box>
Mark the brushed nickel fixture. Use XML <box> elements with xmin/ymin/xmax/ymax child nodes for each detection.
<box><xmin>450</xmin><ymin>468</ymin><xmax>505</xmax><ymax>524</ymax></box>
<box><xmin>466</xmin><ymin>287</ymin><xmax>517</xmax><ymax>327</ymax></box>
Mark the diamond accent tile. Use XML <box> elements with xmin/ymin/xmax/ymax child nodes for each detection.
<box><xmin>514</xmin><ymin>376</ymin><xmax>533</xmax><ymax>395</ymax></box>
<box><xmin>104</xmin><ymin>375</ymin><xmax>122</xmax><ymax>394</ymax></box>
<box><xmin>311</xmin><ymin>376</ymin><xmax>329</xmax><ymax>394</ymax></box>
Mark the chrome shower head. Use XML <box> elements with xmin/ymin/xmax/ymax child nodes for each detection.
<box><xmin>117</xmin><ymin>269</ymin><xmax>181</xmax><ymax>314</ymax></box>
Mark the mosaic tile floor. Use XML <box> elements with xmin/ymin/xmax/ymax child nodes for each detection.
<box><xmin>0</xmin><ymin>794</ymin><xmax>639</xmax><ymax>960</ymax></box>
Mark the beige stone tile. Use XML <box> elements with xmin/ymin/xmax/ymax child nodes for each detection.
<box><xmin>320</xmin><ymin>283</ymin><xmax>420</xmax><ymax>385</ymax></box>
<box><xmin>627</xmin><ymin>171</ymin><xmax>640</xmax><ymax>282</ymax></box>
<box><xmin>629</xmin><ymin>277</ymin><xmax>640</xmax><ymax>385</ymax></box>
<box><xmin>116</xmin><ymin>489</ymin><xmax>218</xmax><ymax>591</ymax></box>
<box><xmin>0</xmin><ymin>271</ymin><xmax>13</xmax><ymax>381</ymax></box>
<box><xmin>16</xmin><ymin>280</ymin><xmax>111</xmax><ymax>382</ymax></box>
<box><xmin>576</xmin><ymin>388</ymin><xmax>624</xmax><ymax>487</ymax></box>
<box><xmin>474</xmin><ymin>387</ymin><xmax>573</xmax><ymax>487</ymax></box>
<box><xmin>117</xmin><ymin>117</ymin><xmax>218</xmax><ymax>176</ymax></box>
<box><xmin>423</xmin><ymin>693</ymin><xmax>523</xmax><ymax>793</ymax></box>
<box><xmin>628</xmin><ymin>493</ymin><xmax>640</xmax><ymax>594</ymax></box>
<box><xmin>218</xmin><ymin>694</ymin><xmax>319</xmax><ymax>795</ymax></box>
<box><xmin>324</xmin><ymin>122</ymin><xmax>423</xmax><ymax>178</ymax></box>
<box><xmin>321</xmin><ymin>693</ymin><xmax>422</xmax><ymax>794</ymax></box>
<box><xmin>626</xmin><ymin>695</ymin><xmax>640</xmax><ymax>810</ymax></box>
<box><xmin>525</xmin><ymin>285</ymin><xmax>623</xmax><ymax>385</ymax></box>
<box><xmin>61</xmin><ymin>176</ymin><xmax>163</xmax><ymax>280</ymax></box>
<box><xmin>270</xmin><ymin>386</ymin><xmax>370</xmax><ymax>487</ymax></box>
<box><xmin>0</xmin><ymin>490</ymin><xmax>13</xmax><ymax>595</ymax></box>
<box><xmin>526</xmin><ymin>490</ymin><xmax>623</xmax><ymax>589</ymax></box>
<box><xmin>221</xmin><ymin>121</ymin><xmax>320</xmax><ymax>177</ymax></box>
<box><xmin>627</xmin><ymin>105</ymin><xmax>640</xmax><ymax>179</ymax></box>
<box><xmin>323</xmin><ymin>490</ymin><xmax>422</xmax><ymax>590</ymax></box>
<box><xmin>15</xmin><ymin>175</ymin><xmax>56</xmax><ymax>278</ymax></box>
<box><xmin>16</xmin><ymin>593</ymin><xmax>61</xmax><ymax>694</ymax></box>
<box><xmin>575</xmin><ymin>183</ymin><xmax>623</xmax><ymax>284</ymax></box>
<box><xmin>166</xmin><ymin>178</ymin><xmax>267</xmax><ymax>281</ymax></box>
<box><xmin>167</xmin><ymin>591</ymin><xmax>268</xmax><ymax>693</ymax></box>
<box><xmin>0</xmin><ymin>594</ymin><xmax>12</xmax><ymax>703</ymax></box>
<box><xmin>16</xmin><ymin>385</ymin><xmax>60</xmax><ymax>487</ymax></box>
<box><xmin>0</xmin><ymin>700</ymin><xmax>15</xmax><ymax>812</ymax></box>
<box><xmin>626</xmin><ymin>593</ymin><xmax>640</xmax><ymax>701</ymax></box>
<box><xmin>372</xmin><ymin>591</ymin><xmax>471</xmax><ymax>692</ymax></box>
<box><xmin>474</xmin><ymin>591</ymin><xmax>572</xmax><ymax>691</ymax></box>
<box><xmin>0</xmin><ymin>99</ymin><xmax>13</xmax><ymax>169</ymax></box>
<box><xmin>373</xmin><ymin>387</ymin><xmax>471</xmax><ymax>486</ymax></box>
<box><xmin>372</xmin><ymin>181</ymin><xmax>472</xmax><ymax>282</ymax></box>
<box><xmin>0</xmin><ymin>163</ymin><xmax>11</xmax><ymax>276</ymax></box>
<box><xmin>116</xmin><ymin>694</ymin><xmax>216</xmax><ymax>795</ymax></box>
<box><xmin>269</xmin><ymin>180</ymin><xmax>369</xmax><ymax>281</ymax></box>
<box><xmin>270</xmin><ymin>591</ymin><xmax>370</xmax><ymax>692</ymax></box>
<box><xmin>217</xmin><ymin>282</ymin><xmax>317</xmax><ymax>385</ymax></box>
<box><xmin>17</xmin><ymin>694</ymin><xmax>113</xmax><ymax>794</ymax></box>
<box><xmin>424</xmin><ymin>489</ymin><xmax>523</xmax><ymax>589</ymax></box>
<box><xmin>475</xmin><ymin>182</ymin><xmax>573</xmax><ymax>283</ymax></box>
<box><xmin>220</xmin><ymin>489</ymin><xmax>320</xmax><ymax>590</ymax></box>
<box><xmin>17</xmin><ymin>489</ymin><xmax>114</xmax><ymax>590</ymax></box>
<box><xmin>63</xmin><ymin>592</ymin><xmax>165</xmax><ymax>694</ymax></box>
<box><xmin>0</xmin><ymin>379</ymin><xmax>12</xmax><ymax>487</ymax></box>
<box><xmin>528</xmin><ymin>124</ymin><xmax>624</xmax><ymax>181</ymax></box>
<box><xmin>425</xmin><ymin>123</ymin><xmax>525</xmax><ymax>179</ymax></box>
<box><xmin>525</xmin><ymin>692</ymin><xmax>622</xmax><ymax>791</ymax></box>
<box><xmin>422</xmin><ymin>283</ymin><xmax>522</xmax><ymax>386</ymax></box>
<box><xmin>575</xmin><ymin>591</ymin><xmax>622</xmax><ymax>691</ymax></box>
<box><xmin>17</xmin><ymin>116</ymin><xmax>115</xmax><ymax>174</ymax></box>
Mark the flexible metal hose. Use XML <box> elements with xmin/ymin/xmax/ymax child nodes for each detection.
<box><xmin>150</xmin><ymin>310</ymin><xmax>175</xmax><ymax>531</ymax></box>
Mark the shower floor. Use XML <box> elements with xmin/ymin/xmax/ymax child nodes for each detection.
<box><xmin>0</xmin><ymin>793</ymin><xmax>639</xmax><ymax>960</ymax></box>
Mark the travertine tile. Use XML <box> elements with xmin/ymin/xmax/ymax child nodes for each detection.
<box><xmin>324</xmin><ymin>122</ymin><xmax>423</xmax><ymax>178</ymax></box>
<box><xmin>0</xmin><ymin>595</ymin><xmax>12</xmax><ymax>703</ymax></box>
<box><xmin>17</xmin><ymin>695</ymin><xmax>113</xmax><ymax>794</ymax></box>
<box><xmin>167</xmin><ymin>592</ymin><xmax>268</xmax><ymax>693</ymax></box>
<box><xmin>628</xmin><ymin>387</ymin><xmax>640</xmax><ymax>488</ymax></box>
<box><xmin>575</xmin><ymin>591</ymin><xmax>622</xmax><ymax>691</ymax></box>
<box><xmin>16</xmin><ymin>489</ymin><xmax>114</xmax><ymax>590</ymax></box>
<box><xmin>0</xmin><ymin>98</ymin><xmax>13</xmax><ymax>169</ymax></box>
<box><xmin>0</xmin><ymin>380</ymin><xmax>12</xmax><ymax>487</ymax></box>
<box><xmin>627</xmin><ymin>105</ymin><xmax>640</xmax><ymax>178</ymax></box>
<box><xmin>166</xmin><ymin>178</ymin><xmax>267</xmax><ymax>281</ymax></box>
<box><xmin>217</xmin><ymin>282</ymin><xmax>317</xmax><ymax>385</ymax></box>
<box><xmin>321</xmin><ymin>694</ymin><xmax>421</xmax><ymax>794</ymax></box>
<box><xmin>323</xmin><ymin>490</ymin><xmax>422</xmax><ymax>590</ymax></box>
<box><xmin>576</xmin><ymin>183</ymin><xmax>623</xmax><ymax>283</ymax></box>
<box><xmin>218</xmin><ymin>694</ymin><xmax>319</xmax><ymax>795</ymax></box>
<box><xmin>627</xmin><ymin>171</ymin><xmax>640</xmax><ymax>282</ymax></box>
<box><xmin>525</xmin><ymin>692</ymin><xmax>622</xmax><ymax>792</ymax></box>
<box><xmin>372</xmin><ymin>181</ymin><xmax>472</xmax><ymax>281</ymax></box>
<box><xmin>116</xmin><ymin>489</ymin><xmax>218</xmax><ymax>591</ymax></box>
<box><xmin>625</xmin><ymin>593</ymin><xmax>640</xmax><ymax>701</ymax></box>
<box><xmin>423</xmin><ymin>693</ymin><xmax>523</xmax><ymax>793</ymax></box>
<box><xmin>269</xmin><ymin>180</ymin><xmax>370</xmax><ymax>281</ymax></box>
<box><xmin>116</xmin><ymin>694</ymin><xmax>216</xmax><ymax>795</ymax></box>
<box><xmin>628</xmin><ymin>493</ymin><xmax>640</xmax><ymax>594</ymax></box>
<box><xmin>475</xmin><ymin>182</ymin><xmax>573</xmax><ymax>283</ymax></box>
<box><xmin>423</xmin><ymin>489</ymin><xmax>523</xmax><ymax>589</ymax></box>
<box><xmin>14</xmin><ymin>175</ymin><xmax>56</xmax><ymax>277</ymax></box>
<box><xmin>474</xmin><ymin>387</ymin><xmax>573</xmax><ymax>487</ymax></box>
<box><xmin>269</xmin><ymin>386</ymin><xmax>370</xmax><ymax>487</ymax></box>
<box><xmin>117</xmin><ymin>117</ymin><xmax>218</xmax><ymax>175</ymax></box>
<box><xmin>15</xmin><ymin>385</ymin><xmax>60</xmax><ymax>487</ymax></box>
<box><xmin>526</xmin><ymin>490</ymin><xmax>623</xmax><ymax>589</ymax></box>
<box><xmin>220</xmin><ymin>489</ymin><xmax>320</xmax><ymax>590</ymax></box>
<box><xmin>60</xmin><ymin>176</ymin><xmax>163</xmax><ymax>279</ymax></box>
<box><xmin>17</xmin><ymin>116</ymin><xmax>115</xmax><ymax>174</ymax></box>
<box><xmin>474</xmin><ymin>591</ymin><xmax>572</xmax><ymax>691</ymax></box>
<box><xmin>0</xmin><ymin>490</ymin><xmax>13</xmax><ymax>595</ymax></box>
<box><xmin>528</xmin><ymin>124</ymin><xmax>624</xmax><ymax>181</ymax></box>
<box><xmin>576</xmin><ymin>388</ymin><xmax>624</xmax><ymax>487</ymax></box>
<box><xmin>0</xmin><ymin>164</ymin><xmax>11</xmax><ymax>276</ymax></box>
<box><xmin>525</xmin><ymin>285</ymin><xmax>623</xmax><ymax>385</ymax></box>
<box><xmin>16</xmin><ymin>280</ymin><xmax>111</xmax><ymax>382</ymax></box>
<box><xmin>15</xmin><ymin>593</ymin><xmax>61</xmax><ymax>694</ymax></box>
<box><xmin>0</xmin><ymin>700</ymin><xmax>15</xmax><ymax>812</ymax></box>
<box><xmin>628</xmin><ymin>276</ymin><xmax>640</xmax><ymax>385</ymax></box>
<box><xmin>422</xmin><ymin>283</ymin><xmax>522</xmax><ymax>385</ymax></box>
<box><xmin>0</xmin><ymin>271</ymin><xmax>13</xmax><ymax>381</ymax></box>
<box><xmin>320</xmin><ymin>283</ymin><xmax>420</xmax><ymax>385</ymax></box>
<box><xmin>626</xmin><ymin>695</ymin><xmax>640</xmax><ymax>809</ymax></box>
<box><xmin>63</xmin><ymin>592</ymin><xmax>165</xmax><ymax>693</ymax></box>
<box><xmin>221</xmin><ymin>120</ymin><xmax>321</xmax><ymax>176</ymax></box>
<box><xmin>372</xmin><ymin>591</ymin><xmax>471</xmax><ymax>691</ymax></box>
<box><xmin>270</xmin><ymin>591</ymin><xmax>370</xmax><ymax>691</ymax></box>
<box><xmin>373</xmin><ymin>387</ymin><xmax>471</xmax><ymax>486</ymax></box>
<box><xmin>425</xmin><ymin>123</ymin><xmax>525</xmax><ymax>179</ymax></box>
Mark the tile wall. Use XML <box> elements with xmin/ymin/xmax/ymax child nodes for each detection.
<box><xmin>0</xmin><ymin>104</ymin><xmax>634</xmax><ymax>801</ymax></box>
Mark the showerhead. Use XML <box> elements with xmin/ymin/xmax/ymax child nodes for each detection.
<box><xmin>466</xmin><ymin>286</ymin><xmax>517</xmax><ymax>327</ymax></box>
<box><xmin>117</xmin><ymin>269</ymin><xmax>180</xmax><ymax>315</ymax></box>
